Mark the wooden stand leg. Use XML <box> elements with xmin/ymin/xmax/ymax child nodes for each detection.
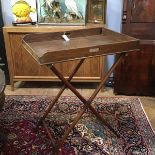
<box><xmin>37</xmin><ymin>54</ymin><xmax>125</xmax><ymax>153</ymax></box>
<box><xmin>37</xmin><ymin>59</ymin><xmax>85</xmax><ymax>127</ymax></box>
<box><xmin>51</xmin><ymin>54</ymin><xmax>125</xmax><ymax>148</ymax></box>
<box><xmin>11</xmin><ymin>80</ymin><xmax>14</xmax><ymax>91</ymax></box>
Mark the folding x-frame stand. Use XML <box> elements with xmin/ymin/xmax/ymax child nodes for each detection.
<box><xmin>37</xmin><ymin>53</ymin><xmax>125</xmax><ymax>155</ymax></box>
<box><xmin>22</xmin><ymin>26</ymin><xmax>139</xmax><ymax>155</ymax></box>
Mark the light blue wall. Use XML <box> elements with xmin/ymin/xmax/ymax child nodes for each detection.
<box><xmin>106</xmin><ymin>0</ymin><xmax>123</xmax><ymax>32</ymax></box>
<box><xmin>1</xmin><ymin>0</ymin><xmax>12</xmax><ymax>25</ymax></box>
<box><xmin>106</xmin><ymin>0</ymin><xmax>123</xmax><ymax>72</ymax></box>
<box><xmin>1</xmin><ymin>0</ymin><xmax>123</xmax><ymax>72</ymax></box>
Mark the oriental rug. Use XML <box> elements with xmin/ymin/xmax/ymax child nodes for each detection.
<box><xmin>0</xmin><ymin>95</ymin><xmax>155</xmax><ymax>155</ymax></box>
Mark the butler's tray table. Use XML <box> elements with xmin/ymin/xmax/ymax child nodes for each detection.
<box><xmin>22</xmin><ymin>26</ymin><xmax>139</xmax><ymax>154</ymax></box>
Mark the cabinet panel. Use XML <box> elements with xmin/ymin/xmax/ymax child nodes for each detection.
<box><xmin>131</xmin><ymin>0</ymin><xmax>155</xmax><ymax>23</ymax></box>
<box><xmin>122</xmin><ymin>0</ymin><xmax>155</xmax><ymax>39</ymax></box>
<box><xmin>10</xmin><ymin>33</ymin><xmax>52</xmax><ymax>76</ymax></box>
<box><xmin>114</xmin><ymin>45</ymin><xmax>155</xmax><ymax>95</ymax></box>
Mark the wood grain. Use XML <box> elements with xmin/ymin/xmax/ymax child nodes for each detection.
<box><xmin>22</xmin><ymin>27</ymin><xmax>139</xmax><ymax>65</ymax></box>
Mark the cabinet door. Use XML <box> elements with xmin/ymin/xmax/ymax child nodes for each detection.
<box><xmin>130</xmin><ymin>0</ymin><xmax>155</xmax><ymax>23</ymax></box>
<box><xmin>122</xmin><ymin>0</ymin><xmax>155</xmax><ymax>39</ymax></box>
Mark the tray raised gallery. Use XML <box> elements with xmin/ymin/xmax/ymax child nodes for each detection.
<box><xmin>22</xmin><ymin>27</ymin><xmax>139</xmax><ymax>65</ymax></box>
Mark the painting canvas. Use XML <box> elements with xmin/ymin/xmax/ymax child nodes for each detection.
<box><xmin>37</xmin><ymin>0</ymin><xmax>87</xmax><ymax>25</ymax></box>
<box><xmin>11</xmin><ymin>0</ymin><xmax>37</xmax><ymax>24</ymax></box>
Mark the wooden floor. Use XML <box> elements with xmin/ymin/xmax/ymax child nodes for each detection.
<box><xmin>4</xmin><ymin>81</ymin><xmax>155</xmax><ymax>131</ymax></box>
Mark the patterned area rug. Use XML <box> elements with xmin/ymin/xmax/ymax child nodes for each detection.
<box><xmin>0</xmin><ymin>95</ymin><xmax>155</xmax><ymax>155</ymax></box>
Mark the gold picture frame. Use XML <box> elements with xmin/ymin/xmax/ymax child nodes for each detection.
<box><xmin>87</xmin><ymin>0</ymin><xmax>106</xmax><ymax>24</ymax></box>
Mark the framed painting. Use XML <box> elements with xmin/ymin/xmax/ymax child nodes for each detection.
<box><xmin>11</xmin><ymin>0</ymin><xmax>37</xmax><ymax>25</ymax></box>
<box><xmin>87</xmin><ymin>0</ymin><xmax>106</xmax><ymax>24</ymax></box>
<box><xmin>37</xmin><ymin>0</ymin><xmax>87</xmax><ymax>25</ymax></box>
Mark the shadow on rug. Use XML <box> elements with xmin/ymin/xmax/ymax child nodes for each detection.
<box><xmin>0</xmin><ymin>96</ymin><xmax>155</xmax><ymax>155</ymax></box>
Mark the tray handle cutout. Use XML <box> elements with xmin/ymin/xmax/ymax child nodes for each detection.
<box><xmin>89</xmin><ymin>48</ymin><xmax>100</xmax><ymax>53</ymax></box>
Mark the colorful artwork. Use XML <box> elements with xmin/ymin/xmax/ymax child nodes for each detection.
<box><xmin>11</xmin><ymin>0</ymin><xmax>37</xmax><ymax>24</ymax></box>
<box><xmin>37</xmin><ymin>0</ymin><xmax>87</xmax><ymax>25</ymax></box>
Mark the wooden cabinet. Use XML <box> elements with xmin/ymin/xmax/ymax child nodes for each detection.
<box><xmin>3</xmin><ymin>24</ymin><xmax>105</xmax><ymax>90</ymax></box>
<box><xmin>122</xmin><ymin>0</ymin><xmax>155</xmax><ymax>39</ymax></box>
<box><xmin>114</xmin><ymin>0</ymin><xmax>155</xmax><ymax>95</ymax></box>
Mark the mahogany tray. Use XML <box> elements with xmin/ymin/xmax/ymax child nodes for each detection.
<box><xmin>22</xmin><ymin>27</ymin><xmax>139</xmax><ymax>65</ymax></box>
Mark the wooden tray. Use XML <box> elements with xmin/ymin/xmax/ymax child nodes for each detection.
<box><xmin>22</xmin><ymin>27</ymin><xmax>139</xmax><ymax>65</ymax></box>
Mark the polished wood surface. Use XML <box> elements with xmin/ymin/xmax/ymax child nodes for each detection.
<box><xmin>22</xmin><ymin>27</ymin><xmax>139</xmax><ymax>65</ymax></box>
<box><xmin>3</xmin><ymin>23</ymin><xmax>105</xmax><ymax>33</ymax></box>
<box><xmin>114</xmin><ymin>0</ymin><xmax>155</xmax><ymax>96</ymax></box>
<box><xmin>3</xmin><ymin>24</ymin><xmax>105</xmax><ymax>90</ymax></box>
<box><xmin>115</xmin><ymin>44</ymin><xmax>155</xmax><ymax>95</ymax></box>
<box><xmin>122</xmin><ymin>0</ymin><xmax>155</xmax><ymax>40</ymax></box>
<box><xmin>130</xmin><ymin>0</ymin><xmax>155</xmax><ymax>23</ymax></box>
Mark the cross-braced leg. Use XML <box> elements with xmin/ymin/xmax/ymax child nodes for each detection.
<box><xmin>37</xmin><ymin>59</ymin><xmax>85</xmax><ymax>128</ymax></box>
<box><xmin>50</xmin><ymin>53</ymin><xmax>125</xmax><ymax>149</ymax></box>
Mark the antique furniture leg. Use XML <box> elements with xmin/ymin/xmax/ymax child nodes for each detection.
<box><xmin>37</xmin><ymin>59</ymin><xmax>86</xmax><ymax>148</ymax></box>
<box><xmin>50</xmin><ymin>53</ymin><xmax>125</xmax><ymax>151</ymax></box>
<box><xmin>37</xmin><ymin>59</ymin><xmax>85</xmax><ymax>126</ymax></box>
<box><xmin>11</xmin><ymin>80</ymin><xmax>14</xmax><ymax>91</ymax></box>
<box><xmin>38</xmin><ymin>59</ymin><xmax>85</xmax><ymax>126</ymax></box>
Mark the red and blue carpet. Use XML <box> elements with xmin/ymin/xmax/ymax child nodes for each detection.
<box><xmin>0</xmin><ymin>95</ymin><xmax>155</xmax><ymax>155</ymax></box>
